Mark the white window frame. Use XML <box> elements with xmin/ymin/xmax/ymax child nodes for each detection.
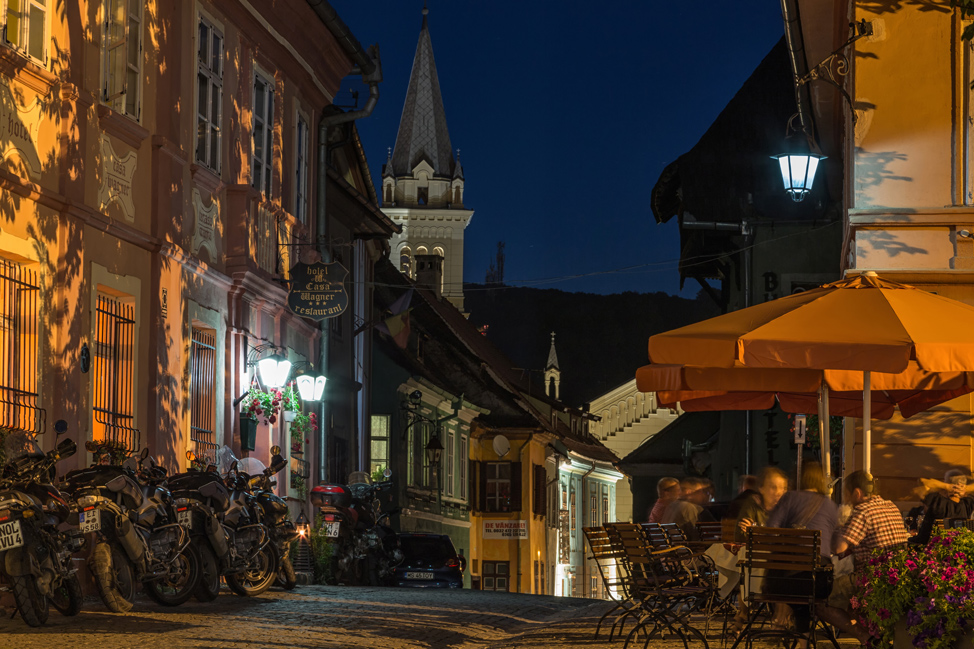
<box><xmin>446</xmin><ymin>430</ymin><xmax>455</xmax><ymax>497</ymax></box>
<box><xmin>5</xmin><ymin>0</ymin><xmax>48</xmax><ymax>65</ymax></box>
<box><xmin>252</xmin><ymin>67</ymin><xmax>275</xmax><ymax>197</ymax></box>
<box><xmin>196</xmin><ymin>11</ymin><xmax>224</xmax><ymax>171</ymax></box>
<box><xmin>459</xmin><ymin>435</ymin><xmax>467</xmax><ymax>500</ymax></box>
<box><xmin>294</xmin><ymin>107</ymin><xmax>310</xmax><ymax>223</ymax></box>
<box><xmin>102</xmin><ymin>0</ymin><xmax>142</xmax><ymax>118</ymax></box>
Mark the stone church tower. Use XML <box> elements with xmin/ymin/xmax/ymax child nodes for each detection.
<box><xmin>381</xmin><ymin>7</ymin><xmax>473</xmax><ymax>312</ymax></box>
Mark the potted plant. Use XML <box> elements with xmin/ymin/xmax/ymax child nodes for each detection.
<box><xmin>281</xmin><ymin>383</ymin><xmax>301</xmax><ymax>421</ymax></box>
<box><xmin>854</xmin><ymin>528</ymin><xmax>974</xmax><ymax>649</ymax></box>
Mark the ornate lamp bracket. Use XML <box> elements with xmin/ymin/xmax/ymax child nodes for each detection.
<box><xmin>797</xmin><ymin>19</ymin><xmax>873</xmax><ymax>119</ymax></box>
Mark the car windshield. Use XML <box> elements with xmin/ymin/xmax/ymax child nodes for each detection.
<box><xmin>399</xmin><ymin>536</ymin><xmax>456</xmax><ymax>562</ymax></box>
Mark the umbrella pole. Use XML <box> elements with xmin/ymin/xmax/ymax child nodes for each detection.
<box><xmin>863</xmin><ymin>370</ymin><xmax>871</xmax><ymax>474</ymax></box>
<box><xmin>819</xmin><ymin>382</ymin><xmax>831</xmax><ymax>483</ymax></box>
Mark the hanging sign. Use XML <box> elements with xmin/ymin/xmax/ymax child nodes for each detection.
<box><xmin>794</xmin><ymin>414</ymin><xmax>807</xmax><ymax>445</ymax></box>
<box><xmin>287</xmin><ymin>261</ymin><xmax>348</xmax><ymax>321</ymax></box>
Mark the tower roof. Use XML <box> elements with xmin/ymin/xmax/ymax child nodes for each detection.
<box><xmin>390</xmin><ymin>7</ymin><xmax>455</xmax><ymax>178</ymax></box>
<box><xmin>546</xmin><ymin>332</ymin><xmax>560</xmax><ymax>371</ymax></box>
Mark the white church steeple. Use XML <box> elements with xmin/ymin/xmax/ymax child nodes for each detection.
<box><xmin>381</xmin><ymin>5</ymin><xmax>473</xmax><ymax>312</ymax></box>
<box><xmin>545</xmin><ymin>332</ymin><xmax>561</xmax><ymax>400</ymax></box>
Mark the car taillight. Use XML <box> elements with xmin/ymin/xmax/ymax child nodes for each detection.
<box><xmin>445</xmin><ymin>557</ymin><xmax>460</xmax><ymax>569</ymax></box>
<box><xmin>324</xmin><ymin>514</ymin><xmax>335</xmax><ymax>521</ymax></box>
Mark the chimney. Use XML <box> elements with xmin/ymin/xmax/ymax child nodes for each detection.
<box><xmin>415</xmin><ymin>254</ymin><xmax>443</xmax><ymax>298</ymax></box>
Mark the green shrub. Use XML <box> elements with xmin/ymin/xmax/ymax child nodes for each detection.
<box><xmin>307</xmin><ymin>517</ymin><xmax>335</xmax><ymax>584</ymax></box>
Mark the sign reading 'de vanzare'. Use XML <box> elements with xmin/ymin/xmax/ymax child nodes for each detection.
<box><xmin>483</xmin><ymin>521</ymin><xmax>527</xmax><ymax>539</ymax></box>
<box><xmin>287</xmin><ymin>261</ymin><xmax>349</xmax><ymax>321</ymax></box>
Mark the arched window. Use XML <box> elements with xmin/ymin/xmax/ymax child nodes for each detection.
<box><xmin>416</xmin><ymin>246</ymin><xmax>428</xmax><ymax>256</ymax></box>
<box><xmin>399</xmin><ymin>247</ymin><xmax>412</xmax><ymax>278</ymax></box>
<box><xmin>433</xmin><ymin>247</ymin><xmax>445</xmax><ymax>293</ymax></box>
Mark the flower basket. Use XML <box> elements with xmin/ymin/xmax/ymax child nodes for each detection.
<box><xmin>856</xmin><ymin>528</ymin><xmax>974</xmax><ymax>649</ymax></box>
<box><xmin>240</xmin><ymin>416</ymin><xmax>257</xmax><ymax>451</ymax></box>
<box><xmin>284</xmin><ymin>410</ymin><xmax>297</xmax><ymax>423</ymax></box>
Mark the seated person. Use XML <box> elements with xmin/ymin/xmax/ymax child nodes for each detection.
<box><xmin>660</xmin><ymin>476</ymin><xmax>715</xmax><ymax>541</ymax></box>
<box><xmin>735</xmin><ymin>466</ymin><xmax>788</xmax><ymax>543</ymax></box>
<box><xmin>647</xmin><ymin>476</ymin><xmax>680</xmax><ymax>524</ymax></box>
<box><xmin>912</xmin><ymin>469</ymin><xmax>974</xmax><ymax>544</ymax></box>
<box><xmin>816</xmin><ymin>471</ymin><xmax>909</xmax><ymax>646</ymax></box>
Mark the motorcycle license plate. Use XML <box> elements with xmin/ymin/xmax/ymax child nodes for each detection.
<box><xmin>0</xmin><ymin>519</ymin><xmax>24</xmax><ymax>550</ymax></box>
<box><xmin>325</xmin><ymin>522</ymin><xmax>340</xmax><ymax>538</ymax></box>
<box><xmin>406</xmin><ymin>572</ymin><xmax>434</xmax><ymax>580</ymax></box>
<box><xmin>79</xmin><ymin>509</ymin><xmax>101</xmax><ymax>534</ymax></box>
<box><xmin>177</xmin><ymin>509</ymin><xmax>192</xmax><ymax>529</ymax></box>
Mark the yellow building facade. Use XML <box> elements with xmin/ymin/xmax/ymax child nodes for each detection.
<box><xmin>800</xmin><ymin>1</ymin><xmax>974</xmax><ymax>500</ymax></box>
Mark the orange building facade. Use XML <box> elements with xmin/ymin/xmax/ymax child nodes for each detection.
<box><xmin>0</xmin><ymin>1</ymin><xmax>392</xmax><ymax>511</ymax></box>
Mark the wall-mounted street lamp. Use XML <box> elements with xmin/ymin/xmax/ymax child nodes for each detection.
<box><xmin>296</xmin><ymin>374</ymin><xmax>327</xmax><ymax>402</ymax></box>
<box><xmin>257</xmin><ymin>352</ymin><xmax>291</xmax><ymax>389</ymax></box>
<box><xmin>772</xmin><ymin>127</ymin><xmax>825</xmax><ymax>203</ymax></box>
<box><xmin>425</xmin><ymin>433</ymin><xmax>444</xmax><ymax>465</ymax></box>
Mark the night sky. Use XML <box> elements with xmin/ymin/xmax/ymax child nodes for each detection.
<box><xmin>331</xmin><ymin>1</ymin><xmax>785</xmax><ymax>296</ymax></box>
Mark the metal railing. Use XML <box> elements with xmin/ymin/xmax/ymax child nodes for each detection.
<box><xmin>0</xmin><ymin>260</ymin><xmax>43</xmax><ymax>433</ymax></box>
<box><xmin>190</xmin><ymin>327</ymin><xmax>218</xmax><ymax>457</ymax></box>
<box><xmin>93</xmin><ymin>294</ymin><xmax>140</xmax><ymax>452</ymax></box>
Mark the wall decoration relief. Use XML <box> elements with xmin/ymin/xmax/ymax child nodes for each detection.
<box><xmin>98</xmin><ymin>135</ymin><xmax>137</xmax><ymax>222</ymax></box>
<box><xmin>192</xmin><ymin>188</ymin><xmax>219</xmax><ymax>262</ymax></box>
<box><xmin>0</xmin><ymin>84</ymin><xmax>44</xmax><ymax>180</ymax></box>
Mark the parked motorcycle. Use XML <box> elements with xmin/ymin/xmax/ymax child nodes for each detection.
<box><xmin>214</xmin><ymin>446</ymin><xmax>280</xmax><ymax>596</ymax></box>
<box><xmin>174</xmin><ymin>447</ymin><xmax>292</xmax><ymax>600</ymax></box>
<box><xmin>0</xmin><ymin>421</ymin><xmax>85</xmax><ymax>626</ymax></box>
<box><xmin>238</xmin><ymin>446</ymin><xmax>300</xmax><ymax>591</ymax></box>
<box><xmin>310</xmin><ymin>470</ymin><xmax>402</xmax><ymax>586</ymax></box>
<box><xmin>63</xmin><ymin>444</ymin><xmax>201</xmax><ymax>612</ymax></box>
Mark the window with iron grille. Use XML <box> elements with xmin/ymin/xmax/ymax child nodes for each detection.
<box><xmin>196</xmin><ymin>14</ymin><xmax>223</xmax><ymax>170</ymax></box>
<box><xmin>103</xmin><ymin>0</ymin><xmax>141</xmax><ymax>118</ymax></box>
<box><xmin>92</xmin><ymin>293</ymin><xmax>140</xmax><ymax>452</ymax></box>
<box><xmin>370</xmin><ymin>414</ymin><xmax>389</xmax><ymax>476</ymax></box>
<box><xmin>5</xmin><ymin>0</ymin><xmax>47</xmax><ymax>64</ymax></box>
<box><xmin>189</xmin><ymin>326</ymin><xmax>216</xmax><ymax>457</ymax></box>
<box><xmin>252</xmin><ymin>70</ymin><xmax>274</xmax><ymax>196</ymax></box>
<box><xmin>0</xmin><ymin>260</ymin><xmax>41</xmax><ymax>432</ymax></box>
<box><xmin>590</xmin><ymin>493</ymin><xmax>597</xmax><ymax>526</ymax></box>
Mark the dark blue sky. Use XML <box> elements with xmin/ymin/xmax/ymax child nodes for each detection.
<box><xmin>332</xmin><ymin>1</ymin><xmax>784</xmax><ymax>296</ymax></box>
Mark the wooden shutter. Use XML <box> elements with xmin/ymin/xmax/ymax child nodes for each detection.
<box><xmin>477</xmin><ymin>460</ymin><xmax>487</xmax><ymax>512</ymax></box>
<box><xmin>532</xmin><ymin>464</ymin><xmax>547</xmax><ymax>515</ymax></box>
<box><xmin>510</xmin><ymin>461</ymin><xmax>522</xmax><ymax>512</ymax></box>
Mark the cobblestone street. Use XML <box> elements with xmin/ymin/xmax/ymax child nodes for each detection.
<box><xmin>0</xmin><ymin>585</ymin><xmax>864</xmax><ymax>649</ymax></box>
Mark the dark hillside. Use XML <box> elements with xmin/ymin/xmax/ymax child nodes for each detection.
<box><xmin>464</xmin><ymin>285</ymin><xmax>720</xmax><ymax>406</ymax></box>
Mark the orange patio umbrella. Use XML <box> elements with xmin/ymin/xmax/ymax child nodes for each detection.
<box><xmin>642</xmin><ymin>272</ymin><xmax>974</xmax><ymax>474</ymax></box>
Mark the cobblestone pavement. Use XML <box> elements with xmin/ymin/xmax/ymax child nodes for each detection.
<box><xmin>0</xmin><ymin>585</ymin><xmax>863</xmax><ymax>649</ymax></box>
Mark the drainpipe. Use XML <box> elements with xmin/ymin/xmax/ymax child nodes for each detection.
<box><xmin>307</xmin><ymin>0</ymin><xmax>382</xmax><ymax>482</ymax></box>
<box><xmin>579</xmin><ymin>462</ymin><xmax>595</xmax><ymax>598</ymax></box>
<box><xmin>779</xmin><ymin>0</ymin><xmax>815</xmax><ymax>139</ymax></box>
<box><xmin>516</xmin><ymin>432</ymin><xmax>535</xmax><ymax>593</ymax></box>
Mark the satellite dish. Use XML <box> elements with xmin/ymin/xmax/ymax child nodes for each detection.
<box><xmin>492</xmin><ymin>435</ymin><xmax>511</xmax><ymax>458</ymax></box>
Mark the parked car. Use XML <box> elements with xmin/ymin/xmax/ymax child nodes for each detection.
<box><xmin>392</xmin><ymin>533</ymin><xmax>465</xmax><ymax>588</ymax></box>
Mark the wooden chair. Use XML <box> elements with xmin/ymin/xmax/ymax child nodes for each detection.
<box><xmin>584</xmin><ymin>526</ymin><xmax>639</xmax><ymax>641</ymax></box>
<box><xmin>729</xmin><ymin>527</ymin><xmax>839</xmax><ymax>649</ymax></box>
<box><xmin>606</xmin><ymin>523</ymin><xmax>714</xmax><ymax>649</ymax></box>
<box><xmin>697</xmin><ymin>520</ymin><xmax>723</xmax><ymax>544</ymax></box>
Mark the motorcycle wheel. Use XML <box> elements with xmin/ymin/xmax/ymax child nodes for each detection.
<box><xmin>143</xmin><ymin>543</ymin><xmax>201</xmax><ymax>607</ymax></box>
<box><xmin>48</xmin><ymin>572</ymin><xmax>83</xmax><ymax>616</ymax></box>
<box><xmin>193</xmin><ymin>541</ymin><xmax>221</xmax><ymax>602</ymax></box>
<box><xmin>225</xmin><ymin>543</ymin><xmax>278</xmax><ymax>597</ymax></box>
<box><xmin>90</xmin><ymin>541</ymin><xmax>136</xmax><ymax>613</ymax></box>
<box><xmin>11</xmin><ymin>572</ymin><xmax>50</xmax><ymax>627</ymax></box>
<box><xmin>276</xmin><ymin>554</ymin><xmax>297</xmax><ymax>591</ymax></box>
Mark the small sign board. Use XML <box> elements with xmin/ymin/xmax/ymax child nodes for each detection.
<box><xmin>287</xmin><ymin>261</ymin><xmax>348</xmax><ymax>321</ymax></box>
<box><xmin>484</xmin><ymin>520</ymin><xmax>527</xmax><ymax>539</ymax></box>
<box><xmin>794</xmin><ymin>414</ymin><xmax>807</xmax><ymax>445</ymax></box>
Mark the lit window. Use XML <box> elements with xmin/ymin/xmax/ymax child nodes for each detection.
<box><xmin>294</xmin><ymin>112</ymin><xmax>310</xmax><ymax>222</ymax></box>
<box><xmin>370</xmin><ymin>414</ymin><xmax>389</xmax><ymax>477</ymax></box>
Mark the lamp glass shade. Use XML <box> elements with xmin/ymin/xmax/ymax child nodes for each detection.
<box><xmin>314</xmin><ymin>376</ymin><xmax>327</xmax><ymax>401</ymax></box>
<box><xmin>274</xmin><ymin>359</ymin><xmax>292</xmax><ymax>389</ymax></box>
<box><xmin>257</xmin><ymin>355</ymin><xmax>282</xmax><ymax>387</ymax></box>
<box><xmin>772</xmin><ymin>152</ymin><xmax>825</xmax><ymax>202</ymax></box>
<box><xmin>425</xmin><ymin>434</ymin><xmax>444</xmax><ymax>464</ymax></box>
<box><xmin>296</xmin><ymin>375</ymin><xmax>315</xmax><ymax>401</ymax></box>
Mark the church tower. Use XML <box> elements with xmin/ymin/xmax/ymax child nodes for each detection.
<box><xmin>545</xmin><ymin>332</ymin><xmax>561</xmax><ymax>400</ymax></box>
<box><xmin>382</xmin><ymin>6</ymin><xmax>473</xmax><ymax>312</ymax></box>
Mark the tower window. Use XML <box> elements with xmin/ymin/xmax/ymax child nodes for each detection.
<box><xmin>417</xmin><ymin>187</ymin><xmax>428</xmax><ymax>205</ymax></box>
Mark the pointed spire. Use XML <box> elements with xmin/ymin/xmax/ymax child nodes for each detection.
<box><xmin>546</xmin><ymin>332</ymin><xmax>560</xmax><ymax>371</ymax></box>
<box><xmin>453</xmin><ymin>147</ymin><xmax>464</xmax><ymax>179</ymax></box>
<box><xmin>390</xmin><ymin>4</ymin><xmax>455</xmax><ymax>178</ymax></box>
